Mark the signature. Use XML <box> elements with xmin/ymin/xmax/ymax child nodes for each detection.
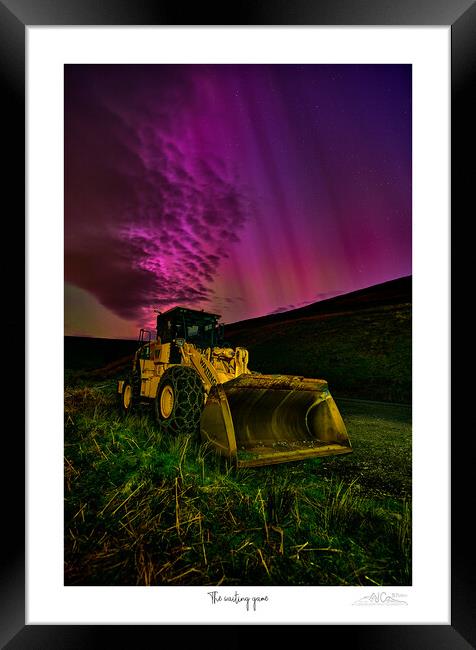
<box><xmin>353</xmin><ymin>592</ymin><xmax>408</xmax><ymax>606</ymax></box>
<box><xmin>208</xmin><ymin>590</ymin><xmax>269</xmax><ymax>611</ymax></box>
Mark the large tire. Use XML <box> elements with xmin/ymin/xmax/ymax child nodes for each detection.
<box><xmin>120</xmin><ymin>380</ymin><xmax>133</xmax><ymax>414</ymax></box>
<box><xmin>154</xmin><ymin>366</ymin><xmax>204</xmax><ymax>437</ymax></box>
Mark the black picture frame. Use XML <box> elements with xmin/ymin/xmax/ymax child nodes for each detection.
<box><xmin>3</xmin><ymin>0</ymin><xmax>468</xmax><ymax>647</ymax></box>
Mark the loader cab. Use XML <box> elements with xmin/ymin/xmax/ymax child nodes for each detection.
<box><xmin>156</xmin><ymin>307</ymin><xmax>223</xmax><ymax>350</ymax></box>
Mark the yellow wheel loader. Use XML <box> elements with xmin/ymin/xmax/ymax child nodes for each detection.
<box><xmin>118</xmin><ymin>306</ymin><xmax>352</xmax><ymax>467</ymax></box>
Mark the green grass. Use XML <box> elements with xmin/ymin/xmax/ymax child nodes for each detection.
<box><xmin>64</xmin><ymin>379</ymin><xmax>411</xmax><ymax>586</ymax></box>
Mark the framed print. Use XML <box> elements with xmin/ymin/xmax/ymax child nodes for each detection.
<box><xmin>2</xmin><ymin>0</ymin><xmax>469</xmax><ymax>646</ymax></box>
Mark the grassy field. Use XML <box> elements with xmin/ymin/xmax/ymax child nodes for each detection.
<box><xmin>64</xmin><ymin>379</ymin><xmax>411</xmax><ymax>587</ymax></box>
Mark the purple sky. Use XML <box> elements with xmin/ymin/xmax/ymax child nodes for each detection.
<box><xmin>64</xmin><ymin>64</ymin><xmax>411</xmax><ymax>338</ymax></box>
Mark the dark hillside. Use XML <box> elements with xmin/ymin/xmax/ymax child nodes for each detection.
<box><xmin>226</xmin><ymin>276</ymin><xmax>411</xmax><ymax>403</ymax></box>
<box><xmin>64</xmin><ymin>336</ymin><xmax>137</xmax><ymax>371</ymax></box>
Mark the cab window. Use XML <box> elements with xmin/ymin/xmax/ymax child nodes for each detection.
<box><xmin>140</xmin><ymin>345</ymin><xmax>150</xmax><ymax>360</ymax></box>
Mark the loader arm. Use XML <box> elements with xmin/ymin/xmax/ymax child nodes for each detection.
<box><xmin>181</xmin><ymin>342</ymin><xmax>220</xmax><ymax>392</ymax></box>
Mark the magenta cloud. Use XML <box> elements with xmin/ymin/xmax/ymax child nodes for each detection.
<box><xmin>65</xmin><ymin>65</ymin><xmax>253</xmax><ymax>327</ymax></box>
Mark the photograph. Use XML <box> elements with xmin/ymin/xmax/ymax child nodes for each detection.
<box><xmin>64</xmin><ymin>63</ymin><xmax>412</xmax><ymax>588</ymax></box>
<box><xmin>0</xmin><ymin>0</ymin><xmax>466</xmax><ymax>640</ymax></box>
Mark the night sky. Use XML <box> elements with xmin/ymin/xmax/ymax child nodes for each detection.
<box><xmin>65</xmin><ymin>64</ymin><xmax>411</xmax><ymax>338</ymax></box>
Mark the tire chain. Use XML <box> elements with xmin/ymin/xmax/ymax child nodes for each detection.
<box><xmin>130</xmin><ymin>359</ymin><xmax>141</xmax><ymax>404</ymax></box>
<box><xmin>155</xmin><ymin>365</ymin><xmax>204</xmax><ymax>436</ymax></box>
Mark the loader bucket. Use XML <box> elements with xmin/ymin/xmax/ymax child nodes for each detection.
<box><xmin>200</xmin><ymin>374</ymin><xmax>352</xmax><ymax>467</ymax></box>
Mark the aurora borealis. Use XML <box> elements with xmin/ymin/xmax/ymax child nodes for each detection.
<box><xmin>65</xmin><ymin>64</ymin><xmax>411</xmax><ymax>338</ymax></box>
